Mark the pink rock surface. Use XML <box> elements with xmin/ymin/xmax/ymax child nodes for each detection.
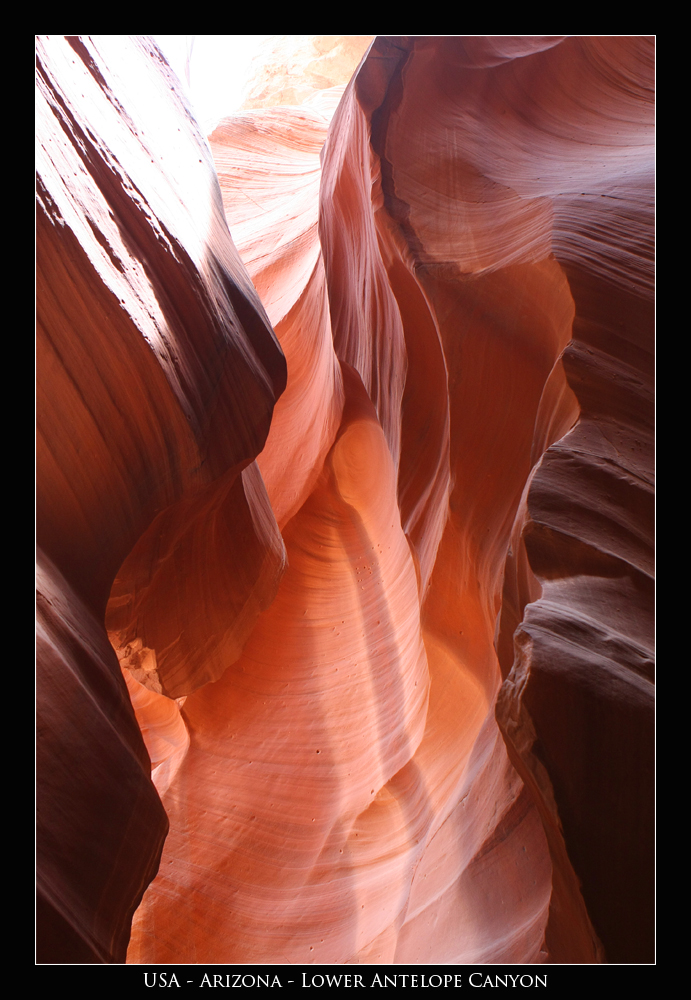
<box><xmin>37</xmin><ymin>35</ymin><xmax>654</xmax><ymax>965</ymax></box>
<box><xmin>209</xmin><ymin>106</ymin><xmax>345</xmax><ymax>528</ymax></box>
<box><xmin>36</xmin><ymin>34</ymin><xmax>285</xmax><ymax>961</ymax></box>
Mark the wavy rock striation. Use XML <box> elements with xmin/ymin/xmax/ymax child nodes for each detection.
<box><xmin>36</xmin><ymin>34</ymin><xmax>286</xmax><ymax>962</ymax></box>
<box><xmin>37</xmin><ymin>35</ymin><xmax>654</xmax><ymax>964</ymax></box>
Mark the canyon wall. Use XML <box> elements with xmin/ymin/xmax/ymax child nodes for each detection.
<box><xmin>36</xmin><ymin>34</ymin><xmax>287</xmax><ymax>962</ymax></box>
<box><xmin>36</xmin><ymin>36</ymin><xmax>654</xmax><ymax>964</ymax></box>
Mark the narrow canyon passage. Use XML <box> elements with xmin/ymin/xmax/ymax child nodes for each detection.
<box><xmin>36</xmin><ymin>35</ymin><xmax>654</xmax><ymax>965</ymax></box>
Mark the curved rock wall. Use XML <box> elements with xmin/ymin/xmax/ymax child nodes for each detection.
<box><xmin>37</xmin><ymin>35</ymin><xmax>654</xmax><ymax>965</ymax></box>
<box><xmin>36</xmin><ymin>34</ymin><xmax>286</xmax><ymax>962</ymax></box>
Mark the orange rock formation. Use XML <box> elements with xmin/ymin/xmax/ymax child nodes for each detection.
<box><xmin>36</xmin><ymin>35</ymin><xmax>654</xmax><ymax>965</ymax></box>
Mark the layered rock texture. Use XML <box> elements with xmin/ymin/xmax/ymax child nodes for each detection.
<box><xmin>36</xmin><ymin>35</ymin><xmax>654</xmax><ymax>965</ymax></box>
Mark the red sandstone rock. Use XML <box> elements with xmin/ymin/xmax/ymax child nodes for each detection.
<box><xmin>37</xmin><ymin>35</ymin><xmax>654</xmax><ymax>965</ymax></box>
<box><xmin>36</xmin><ymin>34</ymin><xmax>286</xmax><ymax>961</ymax></box>
<box><xmin>209</xmin><ymin>105</ymin><xmax>345</xmax><ymax>528</ymax></box>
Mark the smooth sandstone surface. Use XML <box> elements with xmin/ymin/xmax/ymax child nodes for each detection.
<box><xmin>37</xmin><ymin>35</ymin><xmax>654</xmax><ymax>965</ymax></box>
<box><xmin>36</xmin><ymin>34</ymin><xmax>286</xmax><ymax>962</ymax></box>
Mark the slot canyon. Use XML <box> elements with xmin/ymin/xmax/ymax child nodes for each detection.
<box><xmin>36</xmin><ymin>35</ymin><xmax>654</xmax><ymax>966</ymax></box>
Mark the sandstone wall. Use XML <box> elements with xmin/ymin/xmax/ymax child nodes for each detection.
<box><xmin>36</xmin><ymin>35</ymin><xmax>654</xmax><ymax>964</ymax></box>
